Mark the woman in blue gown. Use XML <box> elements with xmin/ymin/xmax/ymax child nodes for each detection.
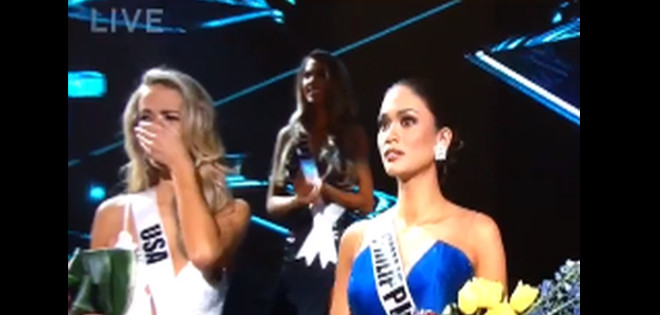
<box><xmin>330</xmin><ymin>78</ymin><xmax>508</xmax><ymax>315</ymax></box>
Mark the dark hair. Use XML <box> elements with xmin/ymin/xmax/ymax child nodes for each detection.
<box><xmin>391</xmin><ymin>77</ymin><xmax>464</xmax><ymax>181</ymax></box>
<box><xmin>273</xmin><ymin>50</ymin><xmax>363</xmax><ymax>184</ymax></box>
<box><xmin>290</xmin><ymin>49</ymin><xmax>359</xmax><ymax>134</ymax></box>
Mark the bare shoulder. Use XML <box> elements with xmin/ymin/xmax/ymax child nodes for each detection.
<box><xmin>342</xmin><ymin>219</ymin><xmax>369</xmax><ymax>244</ymax></box>
<box><xmin>339</xmin><ymin>218</ymin><xmax>372</xmax><ymax>256</ymax></box>
<box><xmin>231</xmin><ymin>198</ymin><xmax>251</xmax><ymax>218</ymax></box>
<box><xmin>94</xmin><ymin>194</ymin><xmax>130</xmax><ymax>220</ymax></box>
<box><xmin>465</xmin><ymin>209</ymin><xmax>502</xmax><ymax>240</ymax></box>
<box><xmin>89</xmin><ymin>194</ymin><xmax>130</xmax><ymax>248</ymax></box>
<box><xmin>216</xmin><ymin>198</ymin><xmax>251</xmax><ymax>222</ymax></box>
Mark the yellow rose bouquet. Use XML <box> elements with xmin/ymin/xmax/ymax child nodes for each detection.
<box><xmin>441</xmin><ymin>259</ymin><xmax>580</xmax><ymax>315</ymax></box>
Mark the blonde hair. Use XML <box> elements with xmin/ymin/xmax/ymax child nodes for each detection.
<box><xmin>120</xmin><ymin>67</ymin><xmax>232</xmax><ymax>213</ymax></box>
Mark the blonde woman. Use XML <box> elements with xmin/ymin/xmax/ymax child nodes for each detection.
<box><xmin>88</xmin><ymin>67</ymin><xmax>251</xmax><ymax>315</ymax></box>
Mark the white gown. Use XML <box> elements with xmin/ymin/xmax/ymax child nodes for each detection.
<box><xmin>114</xmin><ymin>189</ymin><xmax>229</xmax><ymax>315</ymax></box>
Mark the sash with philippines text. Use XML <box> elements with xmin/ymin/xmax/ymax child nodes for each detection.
<box><xmin>367</xmin><ymin>213</ymin><xmax>417</xmax><ymax>315</ymax></box>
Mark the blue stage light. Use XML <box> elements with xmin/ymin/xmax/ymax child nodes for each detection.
<box><xmin>68</xmin><ymin>71</ymin><xmax>106</xmax><ymax>98</ymax></box>
<box><xmin>199</xmin><ymin>0</ymin><xmax>270</xmax><ymax>10</ymax></box>
<box><xmin>250</xmin><ymin>215</ymin><xmax>291</xmax><ymax>236</ymax></box>
<box><xmin>200</xmin><ymin>9</ymin><xmax>283</xmax><ymax>28</ymax></box>
<box><xmin>228</xmin><ymin>180</ymin><xmax>269</xmax><ymax>188</ymax></box>
<box><xmin>68</xmin><ymin>0</ymin><xmax>101</xmax><ymax>7</ymax></box>
<box><xmin>552</xmin><ymin>12</ymin><xmax>563</xmax><ymax>24</ymax></box>
<box><xmin>88</xmin><ymin>184</ymin><xmax>106</xmax><ymax>202</ymax></box>
<box><xmin>68</xmin><ymin>1</ymin><xmax>462</xmax><ymax>167</ymax></box>
<box><xmin>466</xmin><ymin>51</ymin><xmax>579</xmax><ymax>126</ymax></box>
<box><xmin>371</xmin><ymin>190</ymin><xmax>397</xmax><ymax>217</ymax></box>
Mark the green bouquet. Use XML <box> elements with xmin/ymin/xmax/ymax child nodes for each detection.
<box><xmin>68</xmin><ymin>247</ymin><xmax>136</xmax><ymax>315</ymax></box>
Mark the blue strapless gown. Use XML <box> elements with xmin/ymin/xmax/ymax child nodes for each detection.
<box><xmin>347</xmin><ymin>241</ymin><xmax>474</xmax><ymax>315</ymax></box>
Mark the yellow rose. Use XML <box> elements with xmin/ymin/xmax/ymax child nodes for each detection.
<box><xmin>458</xmin><ymin>281</ymin><xmax>478</xmax><ymax>314</ymax></box>
<box><xmin>509</xmin><ymin>280</ymin><xmax>539</xmax><ymax>313</ymax></box>
<box><xmin>484</xmin><ymin>302</ymin><xmax>516</xmax><ymax>315</ymax></box>
<box><xmin>472</xmin><ymin>278</ymin><xmax>504</xmax><ymax>309</ymax></box>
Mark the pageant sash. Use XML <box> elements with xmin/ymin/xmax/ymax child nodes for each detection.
<box><xmin>368</xmin><ymin>214</ymin><xmax>417</xmax><ymax>315</ymax></box>
<box><xmin>129</xmin><ymin>189</ymin><xmax>176</xmax><ymax>311</ymax></box>
<box><xmin>295</xmin><ymin>201</ymin><xmax>346</xmax><ymax>269</ymax></box>
<box><xmin>295</xmin><ymin>142</ymin><xmax>346</xmax><ymax>269</ymax></box>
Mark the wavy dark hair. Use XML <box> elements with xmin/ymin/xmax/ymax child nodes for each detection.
<box><xmin>274</xmin><ymin>49</ymin><xmax>361</xmax><ymax>183</ymax></box>
<box><xmin>288</xmin><ymin>49</ymin><xmax>358</xmax><ymax>133</ymax></box>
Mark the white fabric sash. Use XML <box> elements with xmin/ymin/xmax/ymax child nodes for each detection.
<box><xmin>367</xmin><ymin>214</ymin><xmax>417</xmax><ymax>315</ymax></box>
<box><xmin>295</xmin><ymin>200</ymin><xmax>346</xmax><ymax>269</ymax></box>
<box><xmin>130</xmin><ymin>189</ymin><xmax>175</xmax><ymax>313</ymax></box>
<box><xmin>295</xmin><ymin>152</ymin><xmax>346</xmax><ymax>269</ymax></box>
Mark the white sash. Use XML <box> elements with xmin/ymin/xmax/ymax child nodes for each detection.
<box><xmin>129</xmin><ymin>189</ymin><xmax>176</xmax><ymax>312</ymax></box>
<box><xmin>367</xmin><ymin>214</ymin><xmax>417</xmax><ymax>315</ymax></box>
<box><xmin>295</xmin><ymin>200</ymin><xmax>346</xmax><ymax>269</ymax></box>
<box><xmin>295</xmin><ymin>150</ymin><xmax>346</xmax><ymax>269</ymax></box>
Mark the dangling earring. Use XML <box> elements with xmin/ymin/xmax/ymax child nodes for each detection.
<box><xmin>434</xmin><ymin>143</ymin><xmax>447</xmax><ymax>161</ymax></box>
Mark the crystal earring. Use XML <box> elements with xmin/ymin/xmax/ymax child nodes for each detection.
<box><xmin>434</xmin><ymin>143</ymin><xmax>447</xmax><ymax>161</ymax></box>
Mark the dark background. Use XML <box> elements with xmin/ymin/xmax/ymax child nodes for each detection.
<box><xmin>68</xmin><ymin>0</ymin><xmax>580</xmax><ymax>313</ymax></box>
